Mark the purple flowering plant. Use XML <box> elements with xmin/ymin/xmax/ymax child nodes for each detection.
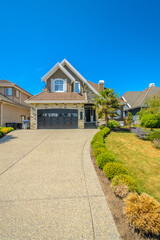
<box><xmin>131</xmin><ymin>127</ymin><xmax>150</xmax><ymax>140</ymax></box>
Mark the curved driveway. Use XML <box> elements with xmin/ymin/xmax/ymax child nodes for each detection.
<box><xmin>0</xmin><ymin>130</ymin><xmax>120</xmax><ymax>240</ymax></box>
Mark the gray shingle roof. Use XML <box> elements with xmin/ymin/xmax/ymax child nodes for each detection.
<box><xmin>122</xmin><ymin>86</ymin><xmax>160</xmax><ymax>110</ymax></box>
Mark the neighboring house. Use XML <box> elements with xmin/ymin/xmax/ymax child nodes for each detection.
<box><xmin>26</xmin><ymin>59</ymin><xmax>122</xmax><ymax>129</ymax></box>
<box><xmin>0</xmin><ymin>80</ymin><xmax>32</xmax><ymax>127</ymax></box>
<box><xmin>120</xmin><ymin>83</ymin><xmax>160</xmax><ymax>122</ymax></box>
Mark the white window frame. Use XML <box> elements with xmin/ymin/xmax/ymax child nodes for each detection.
<box><xmin>16</xmin><ymin>90</ymin><xmax>20</xmax><ymax>98</ymax></box>
<box><xmin>51</xmin><ymin>78</ymin><xmax>67</xmax><ymax>93</ymax></box>
<box><xmin>74</xmin><ymin>81</ymin><xmax>80</xmax><ymax>93</ymax></box>
<box><xmin>5</xmin><ymin>88</ymin><xmax>12</xmax><ymax>96</ymax></box>
<box><xmin>54</xmin><ymin>79</ymin><xmax>64</xmax><ymax>92</ymax></box>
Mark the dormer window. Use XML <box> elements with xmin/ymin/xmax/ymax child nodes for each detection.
<box><xmin>51</xmin><ymin>78</ymin><xmax>67</xmax><ymax>92</ymax></box>
<box><xmin>55</xmin><ymin>80</ymin><xmax>64</xmax><ymax>92</ymax></box>
<box><xmin>75</xmin><ymin>82</ymin><xmax>80</xmax><ymax>93</ymax></box>
<box><xmin>5</xmin><ymin>88</ymin><xmax>12</xmax><ymax>96</ymax></box>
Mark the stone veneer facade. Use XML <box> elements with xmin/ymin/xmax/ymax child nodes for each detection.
<box><xmin>30</xmin><ymin>103</ymin><xmax>84</xmax><ymax>129</ymax></box>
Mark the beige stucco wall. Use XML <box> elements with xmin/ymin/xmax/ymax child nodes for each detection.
<box><xmin>0</xmin><ymin>103</ymin><xmax>1</xmax><ymax>126</ymax></box>
<box><xmin>1</xmin><ymin>103</ymin><xmax>30</xmax><ymax>127</ymax></box>
<box><xmin>30</xmin><ymin>103</ymin><xmax>84</xmax><ymax>129</ymax></box>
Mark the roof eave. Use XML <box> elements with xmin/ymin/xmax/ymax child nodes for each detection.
<box><xmin>25</xmin><ymin>100</ymin><xmax>88</xmax><ymax>104</ymax></box>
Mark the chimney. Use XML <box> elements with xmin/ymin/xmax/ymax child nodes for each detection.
<box><xmin>149</xmin><ymin>83</ymin><xmax>155</xmax><ymax>87</ymax></box>
<box><xmin>98</xmin><ymin>80</ymin><xmax>104</xmax><ymax>91</ymax></box>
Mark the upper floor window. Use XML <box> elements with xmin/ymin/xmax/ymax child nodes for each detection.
<box><xmin>55</xmin><ymin>80</ymin><xmax>64</xmax><ymax>92</ymax></box>
<box><xmin>75</xmin><ymin>82</ymin><xmax>80</xmax><ymax>93</ymax></box>
<box><xmin>51</xmin><ymin>78</ymin><xmax>67</xmax><ymax>92</ymax></box>
<box><xmin>5</xmin><ymin>88</ymin><xmax>12</xmax><ymax>96</ymax></box>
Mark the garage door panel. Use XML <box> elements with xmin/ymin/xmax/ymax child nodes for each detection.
<box><xmin>37</xmin><ymin>109</ymin><xmax>78</xmax><ymax>129</ymax></box>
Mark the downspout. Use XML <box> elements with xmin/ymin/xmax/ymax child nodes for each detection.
<box><xmin>1</xmin><ymin>103</ymin><xmax>3</xmax><ymax>127</ymax></box>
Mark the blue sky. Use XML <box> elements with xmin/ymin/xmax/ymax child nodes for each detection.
<box><xmin>0</xmin><ymin>0</ymin><xmax>160</xmax><ymax>96</ymax></box>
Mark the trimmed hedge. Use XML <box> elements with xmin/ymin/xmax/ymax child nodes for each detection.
<box><xmin>91</xmin><ymin>128</ymin><xmax>110</xmax><ymax>159</ymax></box>
<box><xmin>93</xmin><ymin>147</ymin><xmax>106</xmax><ymax>158</ymax></box>
<box><xmin>149</xmin><ymin>130</ymin><xmax>160</xmax><ymax>141</ymax></box>
<box><xmin>103</xmin><ymin>162</ymin><xmax>128</xmax><ymax>179</ymax></box>
<box><xmin>91</xmin><ymin>127</ymin><xmax>110</xmax><ymax>149</ymax></box>
<box><xmin>111</xmin><ymin>174</ymin><xmax>137</xmax><ymax>192</ymax></box>
<box><xmin>96</xmin><ymin>151</ymin><xmax>116</xmax><ymax>169</ymax></box>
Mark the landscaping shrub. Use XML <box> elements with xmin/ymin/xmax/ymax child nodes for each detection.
<box><xmin>124</xmin><ymin>192</ymin><xmax>160</xmax><ymax>235</ymax></box>
<box><xmin>98</xmin><ymin>124</ymin><xmax>106</xmax><ymax>130</ymax></box>
<box><xmin>111</xmin><ymin>174</ymin><xmax>137</xmax><ymax>192</ymax></box>
<box><xmin>141</xmin><ymin>113</ymin><xmax>160</xmax><ymax>128</ymax></box>
<box><xmin>96</xmin><ymin>151</ymin><xmax>116</xmax><ymax>169</ymax></box>
<box><xmin>93</xmin><ymin>146</ymin><xmax>106</xmax><ymax>158</ymax></box>
<box><xmin>0</xmin><ymin>127</ymin><xmax>14</xmax><ymax>138</ymax></box>
<box><xmin>103</xmin><ymin>162</ymin><xmax>128</xmax><ymax>179</ymax></box>
<box><xmin>153</xmin><ymin>139</ymin><xmax>160</xmax><ymax>149</ymax></box>
<box><xmin>131</xmin><ymin>127</ymin><xmax>150</xmax><ymax>140</ymax></box>
<box><xmin>112</xmin><ymin>183</ymin><xmax>129</xmax><ymax>198</ymax></box>
<box><xmin>91</xmin><ymin>127</ymin><xmax>110</xmax><ymax>148</ymax></box>
<box><xmin>0</xmin><ymin>130</ymin><xmax>4</xmax><ymax>137</ymax></box>
<box><xmin>1</xmin><ymin>128</ymin><xmax>8</xmax><ymax>134</ymax></box>
<box><xmin>0</xmin><ymin>131</ymin><xmax>3</xmax><ymax>138</ymax></box>
<box><xmin>149</xmin><ymin>130</ymin><xmax>160</xmax><ymax>141</ymax></box>
<box><xmin>108</xmin><ymin>120</ymin><xmax>120</xmax><ymax>129</ymax></box>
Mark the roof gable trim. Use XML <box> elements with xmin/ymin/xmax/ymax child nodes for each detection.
<box><xmin>61</xmin><ymin>59</ymin><xmax>100</xmax><ymax>95</ymax></box>
<box><xmin>41</xmin><ymin>63</ymin><xmax>75</xmax><ymax>83</ymax></box>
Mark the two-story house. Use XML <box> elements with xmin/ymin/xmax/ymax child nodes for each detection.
<box><xmin>0</xmin><ymin>80</ymin><xmax>32</xmax><ymax>127</ymax></box>
<box><xmin>26</xmin><ymin>59</ymin><xmax>107</xmax><ymax>129</ymax></box>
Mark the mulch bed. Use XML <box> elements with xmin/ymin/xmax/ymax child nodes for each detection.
<box><xmin>90</xmin><ymin>146</ymin><xmax>159</xmax><ymax>240</ymax></box>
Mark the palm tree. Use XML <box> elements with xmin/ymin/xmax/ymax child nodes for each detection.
<box><xmin>94</xmin><ymin>88</ymin><xmax>119</xmax><ymax>127</ymax></box>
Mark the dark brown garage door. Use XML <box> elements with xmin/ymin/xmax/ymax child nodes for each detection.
<box><xmin>37</xmin><ymin>109</ymin><xmax>78</xmax><ymax>129</ymax></box>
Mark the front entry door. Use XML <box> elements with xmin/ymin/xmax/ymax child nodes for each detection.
<box><xmin>85</xmin><ymin>109</ymin><xmax>95</xmax><ymax>123</ymax></box>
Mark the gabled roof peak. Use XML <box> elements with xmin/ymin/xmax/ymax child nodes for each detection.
<box><xmin>41</xmin><ymin>59</ymin><xmax>100</xmax><ymax>95</ymax></box>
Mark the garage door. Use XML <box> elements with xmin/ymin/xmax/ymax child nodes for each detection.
<box><xmin>37</xmin><ymin>109</ymin><xmax>78</xmax><ymax>129</ymax></box>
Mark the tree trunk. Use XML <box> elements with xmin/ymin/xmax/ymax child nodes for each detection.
<box><xmin>105</xmin><ymin>114</ymin><xmax>108</xmax><ymax>127</ymax></box>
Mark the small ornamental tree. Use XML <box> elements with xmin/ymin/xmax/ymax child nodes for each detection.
<box><xmin>94</xmin><ymin>88</ymin><xmax>119</xmax><ymax>127</ymax></box>
<box><xmin>126</xmin><ymin>112</ymin><xmax>133</xmax><ymax>128</ymax></box>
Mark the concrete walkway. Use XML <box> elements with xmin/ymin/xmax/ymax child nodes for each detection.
<box><xmin>0</xmin><ymin>130</ymin><xmax>120</xmax><ymax>240</ymax></box>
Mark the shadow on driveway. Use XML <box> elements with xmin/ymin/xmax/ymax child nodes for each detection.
<box><xmin>0</xmin><ymin>134</ymin><xmax>17</xmax><ymax>144</ymax></box>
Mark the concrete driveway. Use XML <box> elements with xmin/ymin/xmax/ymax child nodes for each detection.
<box><xmin>0</xmin><ymin>130</ymin><xmax>120</xmax><ymax>240</ymax></box>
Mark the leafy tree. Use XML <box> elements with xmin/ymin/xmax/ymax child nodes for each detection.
<box><xmin>94</xmin><ymin>88</ymin><xmax>119</xmax><ymax>127</ymax></box>
<box><xmin>138</xmin><ymin>94</ymin><xmax>160</xmax><ymax>128</ymax></box>
<box><xmin>126</xmin><ymin>112</ymin><xmax>133</xmax><ymax>128</ymax></box>
<box><xmin>139</xmin><ymin>94</ymin><xmax>160</xmax><ymax>119</ymax></box>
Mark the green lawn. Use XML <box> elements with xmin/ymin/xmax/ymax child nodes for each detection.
<box><xmin>105</xmin><ymin>132</ymin><xmax>160</xmax><ymax>202</ymax></box>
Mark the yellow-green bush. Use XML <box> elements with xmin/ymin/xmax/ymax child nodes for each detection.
<box><xmin>124</xmin><ymin>192</ymin><xmax>160</xmax><ymax>235</ymax></box>
<box><xmin>91</xmin><ymin>127</ymin><xmax>110</xmax><ymax>147</ymax></box>
<box><xmin>96</xmin><ymin>151</ymin><xmax>116</xmax><ymax>169</ymax></box>
<box><xmin>111</xmin><ymin>174</ymin><xmax>137</xmax><ymax>192</ymax></box>
<box><xmin>93</xmin><ymin>147</ymin><xmax>106</xmax><ymax>158</ymax></box>
<box><xmin>103</xmin><ymin>162</ymin><xmax>128</xmax><ymax>179</ymax></box>
<box><xmin>0</xmin><ymin>127</ymin><xmax>14</xmax><ymax>138</ymax></box>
